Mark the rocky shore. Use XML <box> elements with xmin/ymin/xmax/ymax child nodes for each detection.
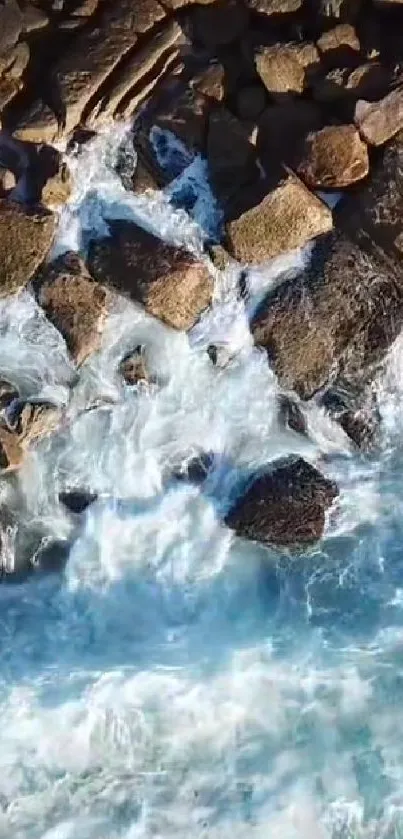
<box><xmin>1</xmin><ymin>0</ymin><xmax>403</xmax><ymax>575</ymax></box>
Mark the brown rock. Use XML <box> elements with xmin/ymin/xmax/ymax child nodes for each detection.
<box><xmin>236</xmin><ymin>84</ymin><xmax>267</xmax><ymax>120</ymax></box>
<box><xmin>0</xmin><ymin>379</ymin><xmax>18</xmax><ymax>412</ymax></box>
<box><xmin>22</xmin><ymin>4</ymin><xmax>49</xmax><ymax>31</ymax></box>
<box><xmin>193</xmin><ymin>63</ymin><xmax>225</xmax><ymax>103</ymax></box>
<box><xmin>354</xmin><ymin>88</ymin><xmax>403</xmax><ymax>146</ymax></box>
<box><xmin>132</xmin><ymin>159</ymin><xmax>159</xmax><ymax>193</ymax></box>
<box><xmin>36</xmin><ymin>252</ymin><xmax>109</xmax><ymax>365</ymax></box>
<box><xmin>1</xmin><ymin>41</ymin><xmax>30</xmax><ymax>79</ymax></box>
<box><xmin>0</xmin><ymin>427</ymin><xmax>23</xmax><ymax>473</ymax></box>
<box><xmin>246</xmin><ymin>0</ymin><xmax>302</xmax><ymax>14</ymax></box>
<box><xmin>251</xmin><ymin>231</ymin><xmax>403</xmax><ymax>399</ymax></box>
<box><xmin>16</xmin><ymin>402</ymin><xmax>62</xmax><ymax>446</ymax></box>
<box><xmin>207</xmin><ymin>107</ymin><xmax>259</xmax><ymax>209</ymax></box>
<box><xmin>119</xmin><ymin>346</ymin><xmax>151</xmax><ymax>385</ymax></box>
<box><xmin>257</xmin><ymin>100</ymin><xmax>323</xmax><ymax>174</ymax></box>
<box><xmin>225</xmin><ymin>174</ymin><xmax>333</xmax><ymax>265</ymax></box>
<box><xmin>277</xmin><ymin>394</ymin><xmax>307</xmax><ymax>435</ymax></box>
<box><xmin>192</xmin><ymin>0</ymin><xmax>249</xmax><ymax>48</ymax></box>
<box><xmin>153</xmin><ymin>87</ymin><xmax>210</xmax><ymax>158</ymax></box>
<box><xmin>41</xmin><ymin>160</ymin><xmax>71</xmax><ymax>208</ymax></box>
<box><xmin>88</xmin><ymin>221</ymin><xmax>214</xmax><ymax>331</ymax></box>
<box><xmin>317</xmin><ymin>24</ymin><xmax>360</xmax><ymax>69</ymax></box>
<box><xmin>0</xmin><ymin>200</ymin><xmax>55</xmax><ymax>297</ymax></box>
<box><xmin>0</xmin><ymin>76</ymin><xmax>20</xmax><ymax>110</ymax></box>
<box><xmin>225</xmin><ymin>456</ymin><xmax>338</xmax><ymax>550</ymax></box>
<box><xmin>255</xmin><ymin>42</ymin><xmax>320</xmax><ymax>98</ymax></box>
<box><xmin>0</xmin><ymin>0</ymin><xmax>22</xmax><ymax>56</ymax></box>
<box><xmin>297</xmin><ymin>124</ymin><xmax>369</xmax><ymax>188</ymax></box>
<box><xmin>13</xmin><ymin>0</ymin><xmax>166</xmax><ymax>143</ymax></box>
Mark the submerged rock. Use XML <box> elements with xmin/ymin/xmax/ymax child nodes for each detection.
<box><xmin>172</xmin><ymin>452</ymin><xmax>215</xmax><ymax>484</ymax></box>
<box><xmin>225</xmin><ymin>456</ymin><xmax>338</xmax><ymax>549</ymax></box>
<box><xmin>0</xmin><ymin>427</ymin><xmax>23</xmax><ymax>473</ymax></box>
<box><xmin>277</xmin><ymin>394</ymin><xmax>307</xmax><ymax>435</ymax></box>
<box><xmin>15</xmin><ymin>401</ymin><xmax>63</xmax><ymax>446</ymax></box>
<box><xmin>59</xmin><ymin>490</ymin><xmax>98</xmax><ymax>514</ymax></box>
<box><xmin>0</xmin><ymin>200</ymin><xmax>55</xmax><ymax>297</ymax></box>
<box><xmin>88</xmin><ymin>221</ymin><xmax>214</xmax><ymax>331</ymax></box>
<box><xmin>119</xmin><ymin>346</ymin><xmax>152</xmax><ymax>386</ymax></box>
<box><xmin>36</xmin><ymin>252</ymin><xmax>109</xmax><ymax>365</ymax></box>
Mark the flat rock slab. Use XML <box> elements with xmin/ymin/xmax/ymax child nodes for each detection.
<box><xmin>355</xmin><ymin>88</ymin><xmax>403</xmax><ymax>146</ymax></box>
<box><xmin>0</xmin><ymin>200</ymin><xmax>55</xmax><ymax>297</ymax></box>
<box><xmin>13</xmin><ymin>0</ymin><xmax>166</xmax><ymax>142</ymax></box>
<box><xmin>297</xmin><ymin>124</ymin><xmax>369</xmax><ymax>189</ymax></box>
<box><xmin>251</xmin><ymin>231</ymin><xmax>403</xmax><ymax>399</ymax></box>
<box><xmin>225</xmin><ymin>456</ymin><xmax>338</xmax><ymax>550</ymax></box>
<box><xmin>225</xmin><ymin>174</ymin><xmax>333</xmax><ymax>264</ymax></box>
<box><xmin>36</xmin><ymin>252</ymin><xmax>110</xmax><ymax>365</ymax></box>
<box><xmin>88</xmin><ymin>221</ymin><xmax>214</xmax><ymax>331</ymax></box>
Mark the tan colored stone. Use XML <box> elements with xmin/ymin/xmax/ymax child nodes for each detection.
<box><xmin>0</xmin><ymin>0</ymin><xmax>22</xmax><ymax>55</ymax></box>
<box><xmin>0</xmin><ymin>427</ymin><xmax>23</xmax><ymax>473</ymax></box>
<box><xmin>17</xmin><ymin>402</ymin><xmax>62</xmax><ymax>446</ymax></box>
<box><xmin>297</xmin><ymin>124</ymin><xmax>369</xmax><ymax>188</ymax></box>
<box><xmin>355</xmin><ymin>88</ymin><xmax>403</xmax><ymax>146</ymax></box>
<box><xmin>193</xmin><ymin>63</ymin><xmax>225</xmax><ymax>102</ymax></box>
<box><xmin>0</xmin><ymin>200</ymin><xmax>55</xmax><ymax>297</ymax></box>
<box><xmin>317</xmin><ymin>24</ymin><xmax>360</xmax><ymax>67</ymax></box>
<box><xmin>257</xmin><ymin>101</ymin><xmax>322</xmax><ymax>173</ymax></box>
<box><xmin>246</xmin><ymin>0</ymin><xmax>302</xmax><ymax>14</ymax></box>
<box><xmin>88</xmin><ymin>221</ymin><xmax>214</xmax><ymax>331</ymax></box>
<box><xmin>225</xmin><ymin>174</ymin><xmax>333</xmax><ymax>264</ymax></box>
<box><xmin>36</xmin><ymin>252</ymin><xmax>109</xmax><ymax>365</ymax></box>
<box><xmin>255</xmin><ymin>42</ymin><xmax>320</xmax><ymax>98</ymax></box>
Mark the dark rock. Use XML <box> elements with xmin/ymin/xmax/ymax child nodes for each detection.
<box><xmin>132</xmin><ymin>159</ymin><xmax>159</xmax><ymax>193</ymax></box>
<box><xmin>277</xmin><ymin>394</ymin><xmax>307</xmax><ymax>435</ymax></box>
<box><xmin>173</xmin><ymin>451</ymin><xmax>215</xmax><ymax>484</ymax></box>
<box><xmin>0</xmin><ymin>379</ymin><xmax>18</xmax><ymax>412</ymax></box>
<box><xmin>316</xmin><ymin>24</ymin><xmax>361</xmax><ymax>69</ymax></box>
<box><xmin>207</xmin><ymin>107</ymin><xmax>259</xmax><ymax>210</ymax></box>
<box><xmin>225</xmin><ymin>173</ymin><xmax>333</xmax><ymax>264</ymax></box>
<box><xmin>246</xmin><ymin>0</ymin><xmax>302</xmax><ymax>14</ymax></box>
<box><xmin>257</xmin><ymin>101</ymin><xmax>323</xmax><ymax>175</ymax></box>
<box><xmin>207</xmin><ymin>343</ymin><xmax>236</xmax><ymax>368</ymax></box>
<box><xmin>119</xmin><ymin>346</ymin><xmax>152</xmax><ymax>385</ymax></box>
<box><xmin>0</xmin><ymin>0</ymin><xmax>22</xmax><ymax>56</ymax></box>
<box><xmin>236</xmin><ymin>84</ymin><xmax>267</xmax><ymax>121</ymax></box>
<box><xmin>313</xmin><ymin>62</ymin><xmax>390</xmax><ymax>107</ymax></box>
<box><xmin>152</xmin><ymin>87</ymin><xmax>210</xmax><ymax>160</ymax></box>
<box><xmin>88</xmin><ymin>221</ymin><xmax>214</xmax><ymax>331</ymax></box>
<box><xmin>321</xmin><ymin>384</ymin><xmax>380</xmax><ymax>450</ymax></box>
<box><xmin>0</xmin><ymin>200</ymin><xmax>55</xmax><ymax>297</ymax></box>
<box><xmin>192</xmin><ymin>0</ymin><xmax>249</xmax><ymax>48</ymax></box>
<box><xmin>36</xmin><ymin>252</ymin><xmax>109</xmax><ymax>365</ymax></box>
<box><xmin>313</xmin><ymin>0</ymin><xmax>363</xmax><ymax>22</ymax></box>
<box><xmin>297</xmin><ymin>124</ymin><xmax>369</xmax><ymax>189</ymax></box>
<box><xmin>0</xmin><ymin>427</ymin><xmax>23</xmax><ymax>473</ymax></box>
<box><xmin>59</xmin><ymin>490</ymin><xmax>98</xmax><ymax>514</ymax></box>
<box><xmin>255</xmin><ymin>42</ymin><xmax>320</xmax><ymax>99</ymax></box>
<box><xmin>193</xmin><ymin>63</ymin><xmax>225</xmax><ymax>102</ymax></box>
<box><xmin>225</xmin><ymin>456</ymin><xmax>338</xmax><ymax>549</ymax></box>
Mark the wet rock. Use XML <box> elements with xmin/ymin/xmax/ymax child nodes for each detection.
<box><xmin>33</xmin><ymin>539</ymin><xmax>71</xmax><ymax>574</ymax></box>
<box><xmin>321</xmin><ymin>385</ymin><xmax>380</xmax><ymax>450</ymax></box>
<box><xmin>59</xmin><ymin>490</ymin><xmax>98</xmax><ymax>514</ymax></box>
<box><xmin>0</xmin><ymin>200</ymin><xmax>55</xmax><ymax>297</ymax></box>
<box><xmin>207</xmin><ymin>343</ymin><xmax>236</xmax><ymax>368</ymax></box>
<box><xmin>15</xmin><ymin>401</ymin><xmax>63</xmax><ymax>446</ymax></box>
<box><xmin>316</xmin><ymin>24</ymin><xmax>360</xmax><ymax>69</ymax></box>
<box><xmin>88</xmin><ymin>221</ymin><xmax>214</xmax><ymax>331</ymax></box>
<box><xmin>41</xmin><ymin>158</ymin><xmax>71</xmax><ymax>208</ymax></box>
<box><xmin>173</xmin><ymin>451</ymin><xmax>215</xmax><ymax>484</ymax></box>
<box><xmin>246</xmin><ymin>0</ymin><xmax>302</xmax><ymax>14</ymax></box>
<box><xmin>207</xmin><ymin>107</ymin><xmax>259</xmax><ymax>210</ymax></box>
<box><xmin>257</xmin><ymin>100</ymin><xmax>323</xmax><ymax>174</ymax></box>
<box><xmin>132</xmin><ymin>159</ymin><xmax>159</xmax><ymax>193</ymax></box>
<box><xmin>297</xmin><ymin>124</ymin><xmax>369</xmax><ymax>189</ymax></box>
<box><xmin>0</xmin><ymin>427</ymin><xmax>23</xmax><ymax>473</ymax></box>
<box><xmin>354</xmin><ymin>88</ymin><xmax>403</xmax><ymax>146</ymax></box>
<box><xmin>193</xmin><ymin>63</ymin><xmax>225</xmax><ymax>103</ymax></box>
<box><xmin>152</xmin><ymin>87</ymin><xmax>210</xmax><ymax>160</ymax></box>
<box><xmin>225</xmin><ymin>173</ymin><xmax>333</xmax><ymax>264</ymax></box>
<box><xmin>236</xmin><ymin>85</ymin><xmax>267</xmax><ymax>121</ymax></box>
<box><xmin>13</xmin><ymin>0</ymin><xmax>166</xmax><ymax>142</ymax></box>
<box><xmin>277</xmin><ymin>394</ymin><xmax>307</xmax><ymax>435</ymax></box>
<box><xmin>225</xmin><ymin>456</ymin><xmax>338</xmax><ymax>550</ymax></box>
<box><xmin>255</xmin><ymin>42</ymin><xmax>320</xmax><ymax>98</ymax></box>
<box><xmin>119</xmin><ymin>345</ymin><xmax>151</xmax><ymax>385</ymax></box>
<box><xmin>0</xmin><ymin>0</ymin><xmax>22</xmax><ymax>56</ymax></box>
<box><xmin>36</xmin><ymin>252</ymin><xmax>109</xmax><ymax>366</ymax></box>
<box><xmin>251</xmin><ymin>231</ymin><xmax>403</xmax><ymax>400</ymax></box>
<box><xmin>192</xmin><ymin>0</ymin><xmax>249</xmax><ymax>48</ymax></box>
<box><xmin>0</xmin><ymin>379</ymin><xmax>18</xmax><ymax>412</ymax></box>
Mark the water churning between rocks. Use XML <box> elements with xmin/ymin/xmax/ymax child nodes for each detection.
<box><xmin>2</xmin><ymin>124</ymin><xmax>403</xmax><ymax>839</ymax></box>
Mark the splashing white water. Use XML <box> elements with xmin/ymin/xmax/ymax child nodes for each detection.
<box><xmin>1</xmin><ymin>124</ymin><xmax>403</xmax><ymax>839</ymax></box>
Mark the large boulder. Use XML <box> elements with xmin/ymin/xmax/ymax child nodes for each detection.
<box><xmin>88</xmin><ymin>222</ymin><xmax>214</xmax><ymax>331</ymax></box>
<box><xmin>0</xmin><ymin>200</ymin><xmax>55</xmax><ymax>297</ymax></box>
<box><xmin>255</xmin><ymin>42</ymin><xmax>320</xmax><ymax>98</ymax></box>
<box><xmin>35</xmin><ymin>252</ymin><xmax>109</xmax><ymax>365</ymax></box>
<box><xmin>297</xmin><ymin>124</ymin><xmax>369</xmax><ymax>189</ymax></box>
<box><xmin>354</xmin><ymin>88</ymin><xmax>403</xmax><ymax>147</ymax></box>
<box><xmin>225</xmin><ymin>456</ymin><xmax>338</xmax><ymax>550</ymax></box>
<box><xmin>225</xmin><ymin>174</ymin><xmax>333</xmax><ymax>264</ymax></box>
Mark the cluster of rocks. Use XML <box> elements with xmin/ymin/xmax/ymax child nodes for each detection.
<box><xmin>4</xmin><ymin>0</ymin><xmax>403</xmax><ymax>573</ymax></box>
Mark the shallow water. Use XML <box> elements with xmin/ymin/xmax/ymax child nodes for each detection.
<box><xmin>1</xmin><ymin>125</ymin><xmax>403</xmax><ymax>838</ymax></box>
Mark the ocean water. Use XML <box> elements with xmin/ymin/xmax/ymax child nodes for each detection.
<box><xmin>1</xmin><ymin>125</ymin><xmax>403</xmax><ymax>838</ymax></box>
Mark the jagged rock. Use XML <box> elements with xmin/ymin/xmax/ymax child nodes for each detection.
<box><xmin>257</xmin><ymin>101</ymin><xmax>322</xmax><ymax>175</ymax></box>
<box><xmin>153</xmin><ymin>87</ymin><xmax>210</xmax><ymax>159</ymax></box>
<box><xmin>173</xmin><ymin>451</ymin><xmax>215</xmax><ymax>484</ymax></box>
<box><xmin>192</xmin><ymin>0</ymin><xmax>249</xmax><ymax>48</ymax></box>
<box><xmin>88</xmin><ymin>221</ymin><xmax>214</xmax><ymax>331</ymax></box>
<box><xmin>206</xmin><ymin>243</ymin><xmax>232</xmax><ymax>271</ymax></box>
<box><xmin>236</xmin><ymin>85</ymin><xmax>266</xmax><ymax>120</ymax></box>
<box><xmin>33</xmin><ymin>539</ymin><xmax>71</xmax><ymax>574</ymax></box>
<box><xmin>0</xmin><ymin>427</ymin><xmax>23</xmax><ymax>473</ymax></box>
<box><xmin>59</xmin><ymin>490</ymin><xmax>98</xmax><ymax>514</ymax></box>
<box><xmin>314</xmin><ymin>62</ymin><xmax>390</xmax><ymax>106</ymax></box>
<box><xmin>321</xmin><ymin>385</ymin><xmax>380</xmax><ymax>451</ymax></box>
<box><xmin>13</xmin><ymin>0</ymin><xmax>166</xmax><ymax>142</ymax></box>
<box><xmin>354</xmin><ymin>88</ymin><xmax>403</xmax><ymax>146</ymax></box>
<box><xmin>22</xmin><ymin>4</ymin><xmax>49</xmax><ymax>31</ymax></box>
<box><xmin>119</xmin><ymin>346</ymin><xmax>151</xmax><ymax>385</ymax></box>
<box><xmin>225</xmin><ymin>456</ymin><xmax>338</xmax><ymax>549</ymax></box>
<box><xmin>0</xmin><ymin>77</ymin><xmax>20</xmax><ymax>109</ymax></box>
<box><xmin>0</xmin><ymin>0</ymin><xmax>22</xmax><ymax>56</ymax></box>
<box><xmin>193</xmin><ymin>64</ymin><xmax>225</xmax><ymax>102</ymax></box>
<box><xmin>277</xmin><ymin>394</ymin><xmax>307</xmax><ymax>435</ymax></box>
<box><xmin>246</xmin><ymin>0</ymin><xmax>302</xmax><ymax>14</ymax></box>
<box><xmin>225</xmin><ymin>174</ymin><xmax>333</xmax><ymax>265</ymax></box>
<box><xmin>0</xmin><ymin>200</ymin><xmax>55</xmax><ymax>297</ymax></box>
<box><xmin>1</xmin><ymin>41</ymin><xmax>30</xmax><ymax>79</ymax></box>
<box><xmin>316</xmin><ymin>24</ymin><xmax>360</xmax><ymax>69</ymax></box>
<box><xmin>87</xmin><ymin>20</ymin><xmax>181</xmax><ymax>125</ymax></box>
<box><xmin>132</xmin><ymin>159</ymin><xmax>159</xmax><ymax>193</ymax></box>
<box><xmin>251</xmin><ymin>231</ymin><xmax>403</xmax><ymax>400</ymax></box>
<box><xmin>297</xmin><ymin>124</ymin><xmax>369</xmax><ymax>189</ymax></box>
<box><xmin>255</xmin><ymin>42</ymin><xmax>320</xmax><ymax>98</ymax></box>
<box><xmin>41</xmin><ymin>158</ymin><xmax>71</xmax><ymax>208</ymax></box>
<box><xmin>207</xmin><ymin>107</ymin><xmax>259</xmax><ymax>209</ymax></box>
<box><xmin>15</xmin><ymin>401</ymin><xmax>62</xmax><ymax>446</ymax></box>
<box><xmin>36</xmin><ymin>252</ymin><xmax>109</xmax><ymax>365</ymax></box>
